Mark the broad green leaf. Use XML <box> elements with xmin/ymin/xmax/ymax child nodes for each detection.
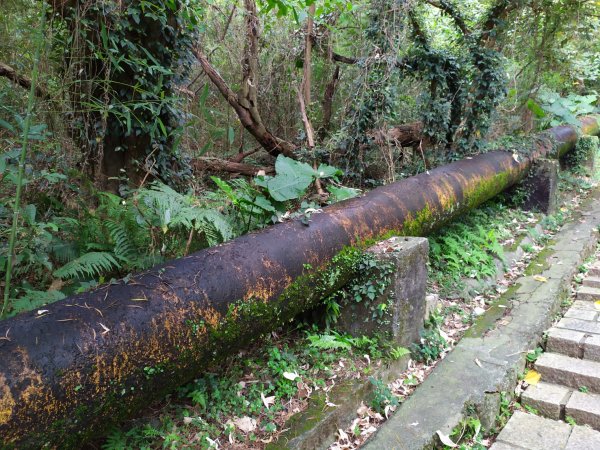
<box><xmin>315</xmin><ymin>163</ymin><xmax>343</xmax><ymax>179</ymax></box>
<box><xmin>266</xmin><ymin>156</ymin><xmax>316</xmax><ymax>202</ymax></box>
<box><xmin>526</xmin><ymin>99</ymin><xmax>546</xmax><ymax>118</ymax></box>
<box><xmin>327</xmin><ymin>185</ymin><xmax>360</xmax><ymax>202</ymax></box>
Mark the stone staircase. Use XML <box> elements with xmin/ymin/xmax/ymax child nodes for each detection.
<box><xmin>521</xmin><ymin>262</ymin><xmax>600</xmax><ymax>431</ymax></box>
<box><xmin>490</xmin><ymin>263</ymin><xmax>600</xmax><ymax>449</ymax></box>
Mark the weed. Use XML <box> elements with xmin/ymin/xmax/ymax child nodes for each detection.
<box><xmin>579</xmin><ymin>386</ymin><xmax>589</xmax><ymax>393</ymax></box>
<box><xmin>526</xmin><ymin>347</ymin><xmax>543</xmax><ymax>363</ymax></box>
<box><xmin>566</xmin><ymin>416</ymin><xmax>577</xmax><ymax>426</ymax></box>
<box><xmin>412</xmin><ymin>312</ymin><xmax>447</xmax><ymax>364</ymax></box>
<box><xmin>369</xmin><ymin>377</ymin><xmax>399</xmax><ymax>415</ymax></box>
<box><xmin>523</xmin><ymin>404</ymin><xmax>539</xmax><ymax>415</ymax></box>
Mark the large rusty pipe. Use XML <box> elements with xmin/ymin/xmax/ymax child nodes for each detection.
<box><xmin>1</xmin><ymin>116</ymin><xmax>598</xmax><ymax>448</ymax></box>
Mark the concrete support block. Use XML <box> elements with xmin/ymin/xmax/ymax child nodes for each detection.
<box><xmin>522</xmin><ymin>158</ymin><xmax>559</xmax><ymax>214</ymax></box>
<box><xmin>566</xmin><ymin>135</ymin><xmax>600</xmax><ymax>179</ymax></box>
<box><xmin>336</xmin><ymin>237</ymin><xmax>428</xmax><ymax>347</ymax></box>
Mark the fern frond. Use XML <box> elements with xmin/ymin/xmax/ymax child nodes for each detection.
<box><xmin>105</xmin><ymin>219</ymin><xmax>136</xmax><ymax>261</ymax></box>
<box><xmin>53</xmin><ymin>252</ymin><xmax>120</xmax><ymax>280</ymax></box>
<box><xmin>8</xmin><ymin>289</ymin><xmax>66</xmax><ymax>318</ymax></box>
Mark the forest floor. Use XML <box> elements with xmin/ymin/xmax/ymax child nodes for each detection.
<box><xmin>94</xmin><ymin>171</ymin><xmax>597</xmax><ymax>450</ymax></box>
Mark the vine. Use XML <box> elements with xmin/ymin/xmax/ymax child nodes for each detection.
<box><xmin>54</xmin><ymin>0</ymin><xmax>201</xmax><ymax>188</ymax></box>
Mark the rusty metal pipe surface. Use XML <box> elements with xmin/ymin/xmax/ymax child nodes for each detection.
<box><xmin>0</xmin><ymin>116</ymin><xmax>598</xmax><ymax>448</ymax></box>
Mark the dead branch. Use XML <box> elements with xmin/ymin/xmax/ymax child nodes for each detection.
<box><xmin>0</xmin><ymin>62</ymin><xmax>49</xmax><ymax>99</ymax></box>
<box><xmin>191</xmin><ymin>156</ymin><xmax>274</xmax><ymax>176</ymax></box>
<box><xmin>193</xmin><ymin>0</ymin><xmax>297</xmax><ymax>159</ymax></box>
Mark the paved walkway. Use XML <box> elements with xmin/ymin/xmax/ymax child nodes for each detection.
<box><xmin>491</xmin><ymin>263</ymin><xmax>600</xmax><ymax>450</ymax></box>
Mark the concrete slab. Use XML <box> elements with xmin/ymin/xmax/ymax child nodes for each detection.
<box><xmin>547</xmin><ymin>328</ymin><xmax>586</xmax><ymax>358</ymax></box>
<box><xmin>584</xmin><ymin>335</ymin><xmax>600</xmax><ymax>362</ymax></box>
<box><xmin>495</xmin><ymin>411</ymin><xmax>571</xmax><ymax>450</ymax></box>
<box><xmin>556</xmin><ymin>318</ymin><xmax>600</xmax><ymax>335</ymax></box>
<box><xmin>565</xmin><ymin>425</ymin><xmax>600</xmax><ymax>450</ymax></box>
<box><xmin>536</xmin><ymin>353</ymin><xmax>600</xmax><ymax>394</ymax></box>
<box><xmin>566</xmin><ymin>391</ymin><xmax>600</xmax><ymax>430</ymax></box>
<box><xmin>521</xmin><ymin>382</ymin><xmax>572</xmax><ymax>420</ymax></box>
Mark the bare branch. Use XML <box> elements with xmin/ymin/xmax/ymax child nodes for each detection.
<box><xmin>0</xmin><ymin>62</ymin><xmax>49</xmax><ymax>99</ymax></box>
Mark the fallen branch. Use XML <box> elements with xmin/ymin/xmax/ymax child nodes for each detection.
<box><xmin>0</xmin><ymin>62</ymin><xmax>49</xmax><ymax>99</ymax></box>
<box><xmin>191</xmin><ymin>156</ymin><xmax>274</xmax><ymax>176</ymax></box>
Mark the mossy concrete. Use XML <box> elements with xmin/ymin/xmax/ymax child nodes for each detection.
<box><xmin>268</xmin><ymin>356</ymin><xmax>410</xmax><ymax>450</ymax></box>
<box><xmin>522</xmin><ymin>159</ymin><xmax>559</xmax><ymax>214</ymax></box>
<box><xmin>336</xmin><ymin>237</ymin><xmax>429</xmax><ymax>347</ymax></box>
<box><xmin>362</xmin><ymin>189</ymin><xmax>600</xmax><ymax>450</ymax></box>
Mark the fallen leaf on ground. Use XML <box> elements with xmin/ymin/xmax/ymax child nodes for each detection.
<box><xmin>261</xmin><ymin>392</ymin><xmax>275</xmax><ymax>409</ymax></box>
<box><xmin>282</xmin><ymin>371</ymin><xmax>300</xmax><ymax>381</ymax></box>
<box><xmin>595</xmin><ymin>301</ymin><xmax>600</xmax><ymax>311</ymax></box>
<box><xmin>524</xmin><ymin>370</ymin><xmax>541</xmax><ymax>385</ymax></box>
<box><xmin>436</xmin><ymin>430</ymin><xmax>458</xmax><ymax>448</ymax></box>
<box><xmin>533</xmin><ymin>275</ymin><xmax>547</xmax><ymax>283</ymax></box>
<box><xmin>233</xmin><ymin>416</ymin><xmax>256</xmax><ymax>433</ymax></box>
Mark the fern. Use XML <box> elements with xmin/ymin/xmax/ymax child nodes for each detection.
<box><xmin>53</xmin><ymin>252</ymin><xmax>121</xmax><ymax>280</ymax></box>
<box><xmin>7</xmin><ymin>289</ymin><xmax>66</xmax><ymax>318</ymax></box>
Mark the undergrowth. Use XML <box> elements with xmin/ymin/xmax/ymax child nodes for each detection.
<box><xmin>100</xmin><ymin>327</ymin><xmax>395</xmax><ymax>450</ymax></box>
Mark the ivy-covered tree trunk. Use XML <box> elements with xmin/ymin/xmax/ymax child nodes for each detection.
<box><xmin>52</xmin><ymin>0</ymin><xmax>195</xmax><ymax>190</ymax></box>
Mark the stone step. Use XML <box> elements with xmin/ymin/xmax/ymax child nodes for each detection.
<box><xmin>563</xmin><ymin>309</ymin><xmax>599</xmax><ymax>321</ymax></box>
<box><xmin>577</xmin><ymin>286</ymin><xmax>600</xmax><ymax>301</ymax></box>
<box><xmin>588</xmin><ymin>262</ymin><xmax>600</xmax><ymax>278</ymax></box>
<box><xmin>536</xmin><ymin>353</ymin><xmax>600</xmax><ymax>394</ymax></box>
<box><xmin>491</xmin><ymin>412</ymin><xmax>600</xmax><ymax>450</ymax></box>
<box><xmin>571</xmin><ymin>300</ymin><xmax>600</xmax><ymax>311</ymax></box>
<box><xmin>556</xmin><ymin>317</ymin><xmax>600</xmax><ymax>336</ymax></box>
<box><xmin>565</xmin><ymin>425</ymin><xmax>600</xmax><ymax>450</ymax></box>
<box><xmin>547</xmin><ymin>328</ymin><xmax>585</xmax><ymax>358</ymax></box>
<box><xmin>521</xmin><ymin>382</ymin><xmax>572</xmax><ymax>420</ymax></box>
<box><xmin>492</xmin><ymin>411</ymin><xmax>572</xmax><ymax>450</ymax></box>
<box><xmin>584</xmin><ymin>335</ymin><xmax>600</xmax><ymax>362</ymax></box>
<box><xmin>565</xmin><ymin>390</ymin><xmax>600</xmax><ymax>431</ymax></box>
<box><xmin>583</xmin><ymin>276</ymin><xmax>600</xmax><ymax>289</ymax></box>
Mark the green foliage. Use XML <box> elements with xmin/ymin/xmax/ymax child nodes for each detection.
<box><xmin>368</xmin><ymin>376</ymin><xmax>399</xmax><ymax>415</ymax></box>
<box><xmin>322</xmin><ymin>252</ymin><xmax>395</xmax><ymax>327</ymax></box>
<box><xmin>53</xmin><ymin>252</ymin><xmax>120</xmax><ymax>280</ymax></box>
<box><xmin>102</xmin><ymin>328</ymin><xmax>384</xmax><ymax>449</ymax></box>
<box><xmin>536</xmin><ymin>91</ymin><xmax>599</xmax><ymax>128</ymax></box>
<box><xmin>430</xmin><ymin>212</ymin><xmax>505</xmax><ymax>288</ymax></box>
<box><xmin>56</xmin><ymin>0</ymin><xmax>203</xmax><ymax>184</ymax></box>
<box><xmin>446</xmin><ymin>416</ymin><xmax>486</xmax><ymax>450</ymax></box>
<box><xmin>412</xmin><ymin>311</ymin><xmax>447</xmax><ymax>364</ymax></box>
<box><xmin>526</xmin><ymin>347</ymin><xmax>543</xmax><ymax>364</ymax></box>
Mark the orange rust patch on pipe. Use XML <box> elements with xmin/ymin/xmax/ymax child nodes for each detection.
<box><xmin>0</xmin><ymin>374</ymin><xmax>15</xmax><ymax>426</ymax></box>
